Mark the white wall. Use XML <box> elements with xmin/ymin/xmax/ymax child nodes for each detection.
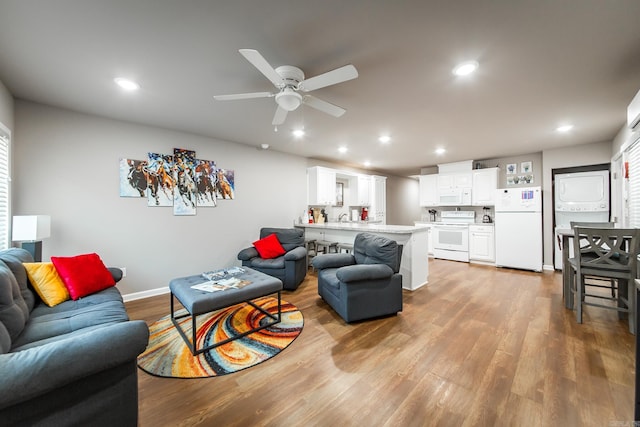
<box><xmin>13</xmin><ymin>101</ymin><xmax>308</xmax><ymax>298</ymax></box>
<box><xmin>387</xmin><ymin>177</ymin><xmax>420</xmax><ymax>225</ymax></box>
<box><xmin>541</xmin><ymin>140</ymin><xmax>612</xmax><ymax>268</ymax></box>
<box><xmin>0</xmin><ymin>79</ymin><xmax>13</xmax><ymax>132</ymax></box>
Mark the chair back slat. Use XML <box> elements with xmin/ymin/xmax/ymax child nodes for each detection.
<box><xmin>572</xmin><ymin>227</ymin><xmax>639</xmax><ymax>273</ymax></box>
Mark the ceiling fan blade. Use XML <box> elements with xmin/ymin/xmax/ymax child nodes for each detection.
<box><xmin>303</xmin><ymin>95</ymin><xmax>346</xmax><ymax>117</ymax></box>
<box><xmin>213</xmin><ymin>91</ymin><xmax>273</xmax><ymax>101</ymax></box>
<box><xmin>239</xmin><ymin>49</ymin><xmax>283</xmax><ymax>88</ymax></box>
<box><xmin>272</xmin><ymin>106</ymin><xmax>288</xmax><ymax>125</ymax></box>
<box><xmin>300</xmin><ymin>64</ymin><xmax>358</xmax><ymax>92</ymax></box>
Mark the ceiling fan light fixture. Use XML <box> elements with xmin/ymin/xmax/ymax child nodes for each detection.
<box><xmin>275</xmin><ymin>89</ymin><xmax>302</xmax><ymax>111</ymax></box>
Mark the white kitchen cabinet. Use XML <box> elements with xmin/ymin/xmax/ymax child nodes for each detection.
<box><xmin>371</xmin><ymin>175</ymin><xmax>387</xmax><ymax>224</ymax></box>
<box><xmin>472</xmin><ymin>168</ymin><xmax>499</xmax><ymax>206</ymax></box>
<box><xmin>307</xmin><ymin>166</ymin><xmax>336</xmax><ymax>206</ymax></box>
<box><xmin>419</xmin><ymin>175</ymin><xmax>438</xmax><ymax>206</ymax></box>
<box><xmin>469</xmin><ymin>224</ymin><xmax>495</xmax><ymax>262</ymax></box>
<box><xmin>437</xmin><ymin>172</ymin><xmax>472</xmax><ymax>190</ymax></box>
<box><xmin>354</xmin><ymin>175</ymin><xmax>372</xmax><ymax>206</ymax></box>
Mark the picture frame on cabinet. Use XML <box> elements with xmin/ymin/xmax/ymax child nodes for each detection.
<box><xmin>506</xmin><ymin>163</ymin><xmax>517</xmax><ymax>175</ymax></box>
<box><xmin>336</xmin><ymin>182</ymin><xmax>344</xmax><ymax>207</ymax></box>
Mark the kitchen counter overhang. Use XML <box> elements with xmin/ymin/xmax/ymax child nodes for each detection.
<box><xmin>296</xmin><ymin>222</ymin><xmax>428</xmax><ymax>290</ymax></box>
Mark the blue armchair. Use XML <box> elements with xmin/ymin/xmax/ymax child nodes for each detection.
<box><xmin>312</xmin><ymin>232</ymin><xmax>403</xmax><ymax>322</ymax></box>
<box><xmin>237</xmin><ymin>227</ymin><xmax>307</xmax><ymax>290</ymax></box>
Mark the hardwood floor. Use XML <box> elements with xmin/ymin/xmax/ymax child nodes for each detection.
<box><xmin>125</xmin><ymin>259</ymin><xmax>636</xmax><ymax>426</ymax></box>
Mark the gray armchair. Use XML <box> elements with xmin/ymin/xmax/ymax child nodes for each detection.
<box><xmin>237</xmin><ymin>227</ymin><xmax>307</xmax><ymax>291</ymax></box>
<box><xmin>312</xmin><ymin>232</ymin><xmax>402</xmax><ymax>322</ymax></box>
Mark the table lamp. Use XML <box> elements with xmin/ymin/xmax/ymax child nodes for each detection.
<box><xmin>12</xmin><ymin>215</ymin><xmax>51</xmax><ymax>262</ymax></box>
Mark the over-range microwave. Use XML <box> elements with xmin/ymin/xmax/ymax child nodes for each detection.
<box><xmin>438</xmin><ymin>188</ymin><xmax>472</xmax><ymax>206</ymax></box>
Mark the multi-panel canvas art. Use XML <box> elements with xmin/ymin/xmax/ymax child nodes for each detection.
<box><xmin>120</xmin><ymin>158</ymin><xmax>149</xmax><ymax>197</ymax></box>
<box><xmin>119</xmin><ymin>148</ymin><xmax>234</xmax><ymax>215</ymax></box>
<box><xmin>146</xmin><ymin>153</ymin><xmax>174</xmax><ymax>207</ymax></box>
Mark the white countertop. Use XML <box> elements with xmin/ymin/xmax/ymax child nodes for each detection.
<box><xmin>295</xmin><ymin>222</ymin><xmax>427</xmax><ymax>234</ymax></box>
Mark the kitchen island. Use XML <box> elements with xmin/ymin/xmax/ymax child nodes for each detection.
<box><xmin>296</xmin><ymin>222</ymin><xmax>429</xmax><ymax>291</ymax></box>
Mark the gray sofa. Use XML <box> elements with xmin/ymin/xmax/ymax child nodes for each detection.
<box><xmin>0</xmin><ymin>248</ymin><xmax>149</xmax><ymax>427</ymax></box>
<box><xmin>312</xmin><ymin>233</ymin><xmax>403</xmax><ymax>323</ymax></box>
<box><xmin>237</xmin><ymin>227</ymin><xmax>307</xmax><ymax>290</ymax></box>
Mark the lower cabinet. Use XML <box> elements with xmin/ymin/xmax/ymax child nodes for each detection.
<box><xmin>469</xmin><ymin>225</ymin><xmax>495</xmax><ymax>263</ymax></box>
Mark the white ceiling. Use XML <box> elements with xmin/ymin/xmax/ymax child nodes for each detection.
<box><xmin>1</xmin><ymin>0</ymin><xmax>639</xmax><ymax>176</ymax></box>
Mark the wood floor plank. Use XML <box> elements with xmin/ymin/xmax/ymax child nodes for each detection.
<box><xmin>127</xmin><ymin>259</ymin><xmax>636</xmax><ymax>426</ymax></box>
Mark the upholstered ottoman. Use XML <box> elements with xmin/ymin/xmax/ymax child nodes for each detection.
<box><xmin>169</xmin><ymin>267</ymin><xmax>283</xmax><ymax>355</ymax></box>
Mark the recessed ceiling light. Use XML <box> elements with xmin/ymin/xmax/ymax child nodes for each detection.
<box><xmin>338</xmin><ymin>146</ymin><xmax>348</xmax><ymax>153</ymax></box>
<box><xmin>114</xmin><ymin>78</ymin><xmax>140</xmax><ymax>91</ymax></box>
<box><xmin>378</xmin><ymin>135</ymin><xmax>391</xmax><ymax>143</ymax></box>
<box><xmin>292</xmin><ymin>129</ymin><xmax>305</xmax><ymax>138</ymax></box>
<box><xmin>556</xmin><ymin>124</ymin><xmax>574</xmax><ymax>133</ymax></box>
<box><xmin>363</xmin><ymin>160</ymin><xmax>371</xmax><ymax>167</ymax></box>
<box><xmin>435</xmin><ymin>147</ymin><xmax>446</xmax><ymax>155</ymax></box>
<box><xmin>452</xmin><ymin>61</ymin><xmax>479</xmax><ymax>77</ymax></box>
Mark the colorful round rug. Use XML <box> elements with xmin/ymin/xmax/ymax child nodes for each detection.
<box><xmin>137</xmin><ymin>296</ymin><xmax>303</xmax><ymax>378</ymax></box>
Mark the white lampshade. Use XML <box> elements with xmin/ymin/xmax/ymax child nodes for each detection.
<box><xmin>275</xmin><ymin>89</ymin><xmax>302</xmax><ymax>111</ymax></box>
<box><xmin>12</xmin><ymin>215</ymin><xmax>51</xmax><ymax>241</ymax></box>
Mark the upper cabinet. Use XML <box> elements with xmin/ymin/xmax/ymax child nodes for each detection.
<box><xmin>371</xmin><ymin>175</ymin><xmax>387</xmax><ymax>224</ymax></box>
<box><xmin>419</xmin><ymin>175</ymin><xmax>438</xmax><ymax>206</ymax></box>
<box><xmin>354</xmin><ymin>175</ymin><xmax>372</xmax><ymax>206</ymax></box>
<box><xmin>308</xmin><ymin>166</ymin><xmax>336</xmax><ymax>206</ymax></box>
<box><xmin>471</xmin><ymin>168</ymin><xmax>499</xmax><ymax>206</ymax></box>
<box><xmin>418</xmin><ymin>163</ymin><xmax>499</xmax><ymax>207</ymax></box>
<box><xmin>437</xmin><ymin>172</ymin><xmax>472</xmax><ymax>190</ymax></box>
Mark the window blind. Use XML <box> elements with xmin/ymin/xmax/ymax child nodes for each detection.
<box><xmin>627</xmin><ymin>136</ymin><xmax>640</xmax><ymax>228</ymax></box>
<box><xmin>0</xmin><ymin>135</ymin><xmax>8</xmax><ymax>250</ymax></box>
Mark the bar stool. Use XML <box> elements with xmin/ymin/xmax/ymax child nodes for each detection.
<box><xmin>337</xmin><ymin>243</ymin><xmax>354</xmax><ymax>254</ymax></box>
<box><xmin>305</xmin><ymin>239</ymin><xmax>317</xmax><ymax>270</ymax></box>
<box><xmin>316</xmin><ymin>240</ymin><xmax>338</xmax><ymax>254</ymax></box>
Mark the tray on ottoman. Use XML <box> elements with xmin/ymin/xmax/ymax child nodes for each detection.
<box><xmin>169</xmin><ymin>267</ymin><xmax>283</xmax><ymax>355</ymax></box>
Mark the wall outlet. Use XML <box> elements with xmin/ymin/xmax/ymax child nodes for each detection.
<box><xmin>120</xmin><ymin>267</ymin><xmax>127</xmax><ymax>278</ymax></box>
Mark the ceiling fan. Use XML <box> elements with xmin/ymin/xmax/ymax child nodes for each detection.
<box><xmin>214</xmin><ymin>49</ymin><xmax>358</xmax><ymax>126</ymax></box>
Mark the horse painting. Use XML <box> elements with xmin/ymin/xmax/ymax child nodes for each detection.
<box><xmin>127</xmin><ymin>160</ymin><xmax>148</xmax><ymax>197</ymax></box>
<box><xmin>216</xmin><ymin>169</ymin><xmax>234</xmax><ymax>200</ymax></box>
<box><xmin>176</xmin><ymin>169</ymin><xmax>197</xmax><ymax>208</ymax></box>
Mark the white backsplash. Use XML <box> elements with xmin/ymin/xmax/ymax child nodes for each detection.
<box><xmin>420</xmin><ymin>206</ymin><xmax>494</xmax><ymax>223</ymax></box>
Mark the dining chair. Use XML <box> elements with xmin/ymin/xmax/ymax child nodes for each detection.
<box><xmin>569</xmin><ymin>227</ymin><xmax>640</xmax><ymax>334</ymax></box>
<box><xmin>569</xmin><ymin>221</ymin><xmax>617</xmax><ymax>298</ymax></box>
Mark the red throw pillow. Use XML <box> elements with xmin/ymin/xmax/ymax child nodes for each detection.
<box><xmin>51</xmin><ymin>253</ymin><xmax>116</xmax><ymax>300</ymax></box>
<box><xmin>253</xmin><ymin>233</ymin><xmax>286</xmax><ymax>259</ymax></box>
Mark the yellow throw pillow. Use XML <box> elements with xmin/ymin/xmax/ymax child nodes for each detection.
<box><xmin>23</xmin><ymin>262</ymin><xmax>70</xmax><ymax>307</ymax></box>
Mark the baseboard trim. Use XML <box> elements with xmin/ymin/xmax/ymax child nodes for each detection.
<box><xmin>542</xmin><ymin>264</ymin><xmax>556</xmax><ymax>271</ymax></box>
<box><xmin>122</xmin><ymin>286</ymin><xmax>170</xmax><ymax>302</ymax></box>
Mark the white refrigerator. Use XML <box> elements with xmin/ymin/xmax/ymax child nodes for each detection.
<box><xmin>494</xmin><ymin>186</ymin><xmax>543</xmax><ymax>272</ymax></box>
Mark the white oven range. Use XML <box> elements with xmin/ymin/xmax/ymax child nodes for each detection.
<box><xmin>432</xmin><ymin>211</ymin><xmax>475</xmax><ymax>262</ymax></box>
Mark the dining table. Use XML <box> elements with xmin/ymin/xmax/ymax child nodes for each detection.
<box><xmin>556</xmin><ymin>227</ymin><xmax>575</xmax><ymax>309</ymax></box>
